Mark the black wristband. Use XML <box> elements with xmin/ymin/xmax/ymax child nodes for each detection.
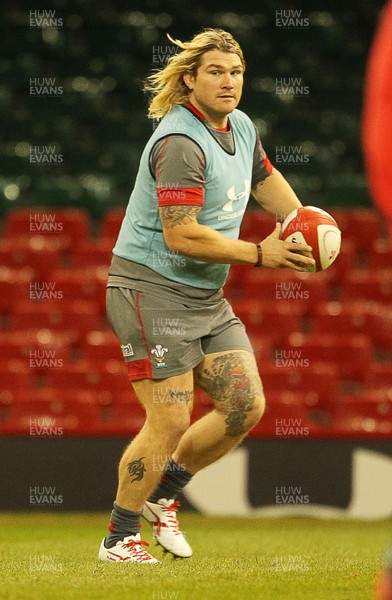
<box><xmin>255</xmin><ymin>243</ymin><xmax>263</xmax><ymax>267</ymax></box>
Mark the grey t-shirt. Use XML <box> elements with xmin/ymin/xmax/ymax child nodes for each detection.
<box><xmin>107</xmin><ymin>113</ymin><xmax>271</xmax><ymax>299</ymax></box>
<box><xmin>149</xmin><ymin>123</ymin><xmax>271</xmax><ymax>190</ymax></box>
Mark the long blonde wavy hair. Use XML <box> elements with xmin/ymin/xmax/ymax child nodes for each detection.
<box><xmin>144</xmin><ymin>29</ymin><xmax>245</xmax><ymax>120</ymax></box>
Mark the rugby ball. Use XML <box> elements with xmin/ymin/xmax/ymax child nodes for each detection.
<box><xmin>281</xmin><ymin>206</ymin><xmax>341</xmax><ymax>271</ymax></box>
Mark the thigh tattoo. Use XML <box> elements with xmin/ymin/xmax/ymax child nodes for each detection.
<box><xmin>197</xmin><ymin>352</ymin><xmax>260</xmax><ymax>437</ymax></box>
<box><xmin>169</xmin><ymin>389</ymin><xmax>193</xmax><ymax>404</ymax></box>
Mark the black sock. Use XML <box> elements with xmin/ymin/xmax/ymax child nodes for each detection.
<box><xmin>148</xmin><ymin>458</ymin><xmax>193</xmax><ymax>503</ymax></box>
<box><xmin>104</xmin><ymin>502</ymin><xmax>142</xmax><ymax>549</ymax></box>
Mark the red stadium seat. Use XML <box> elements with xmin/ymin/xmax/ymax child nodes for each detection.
<box><xmin>27</xmin><ymin>385</ymin><xmax>140</xmax><ymax>435</ymax></box>
<box><xmin>264</xmin><ymin>389</ymin><xmax>305</xmax><ymax>405</ymax></box>
<box><xmin>0</xmin><ymin>237</ymin><xmax>63</xmax><ymax>279</ymax></box>
<box><xmin>0</xmin><ymin>388</ymin><xmax>99</xmax><ymax>436</ymax></box>
<box><xmin>236</xmin><ymin>269</ymin><xmax>333</xmax><ymax>309</ymax></box>
<box><xmin>286</xmin><ymin>332</ymin><xmax>373</xmax><ymax>381</ymax></box>
<box><xmin>368</xmin><ymin>239</ymin><xmax>392</xmax><ymax>269</ymax></box>
<box><xmin>249</xmin><ymin>334</ymin><xmax>274</xmax><ymax>362</ymax></box>
<box><xmin>249</xmin><ymin>398</ymin><xmax>312</xmax><ymax>438</ymax></box>
<box><xmin>0</xmin><ymin>357</ymin><xmax>32</xmax><ymax>375</ymax></box>
<box><xmin>45</xmin><ymin>359</ymin><xmax>130</xmax><ymax>395</ymax></box>
<box><xmin>223</xmin><ymin>264</ymin><xmax>248</xmax><ymax>301</ymax></box>
<box><xmin>311</xmin><ymin>300</ymin><xmax>387</xmax><ymax>347</ymax></box>
<box><xmin>3</xmin><ymin>209</ymin><xmax>91</xmax><ymax>250</ymax></box>
<box><xmin>340</xmin><ymin>269</ymin><xmax>392</xmax><ymax>303</ymax></box>
<box><xmin>12</xmin><ymin>299</ymin><xmax>100</xmax><ymax>339</ymax></box>
<box><xmin>47</xmin><ymin>267</ymin><xmax>107</xmax><ymax>313</ymax></box>
<box><xmin>232</xmin><ymin>300</ymin><xmax>303</xmax><ymax>347</ymax></box>
<box><xmin>0</xmin><ymin>387</ymin><xmax>145</xmax><ymax>436</ymax></box>
<box><xmin>0</xmin><ymin>360</ymin><xmax>36</xmax><ymax>415</ymax></box>
<box><xmin>0</xmin><ymin>369</ymin><xmax>35</xmax><ymax>424</ymax></box>
<box><xmin>327</xmin><ymin>238</ymin><xmax>356</xmax><ymax>283</ymax></box>
<box><xmin>365</xmin><ymin>361</ymin><xmax>392</xmax><ymax>389</ymax></box>
<box><xmin>239</xmin><ymin>211</ymin><xmax>277</xmax><ymax>242</ymax></box>
<box><xmin>82</xmin><ymin>330</ymin><xmax>123</xmax><ymax>362</ymax></box>
<box><xmin>374</xmin><ymin>304</ymin><xmax>392</xmax><ymax>351</ymax></box>
<box><xmin>0</xmin><ymin>370</ymin><xmax>34</xmax><ymax>391</ymax></box>
<box><xmin>0</xmin><ymin>333</ymin><xmax>30</xmax><ymax>361</ymax></box>
<box><xmin>329</xmin><ymin>208</ymin><xmax>382</xmax><ymax>253</ymax></box>
<box><xmin>0</xmin><ymin>329</ymin><xmax>76</xmax><ymax>364</ymax></box>
<box><xmin>0</xmin><ymin>267</ymin><xmax>32</xmax><ymax>316</ymax></box>
<box><xmin>99</xmin><ymin>209</ymin><xmax>125</xmax><ymax>244</ymax></box>
<box><xmin>334</xmin><ymin>389</ymin><xmax>392</xmax><ymax>438</ymax></box>
<box><xmin>258</xmin><ymin>360</ymin><xmax>340</xmax><ymax>409</ymax></box>
<box><xmin>72</xmin><ymin>239</ymin><xmax>114</xmax><ymax>269</ymax></box>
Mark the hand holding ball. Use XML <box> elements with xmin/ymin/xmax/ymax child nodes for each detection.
<box><xmin>281</xmin><ymin>206</ymin><xmax>341</xmax><ymax>271</ymax></box>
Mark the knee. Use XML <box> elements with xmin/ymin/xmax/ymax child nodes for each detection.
<box><xmin>222</xmin><ymin>389</ymin><xmax>265</xmax><ymax>438</ymax></box>
<box><xmin>167</xmin><ymin>411</ymin><xmax>191</xmax><ymax>444</ymax></box>
<box><xmin>147</xmin><ymin>407</ymin><xmax>191</xmax><ymax>447</ymax></box>
<box><xmin>245</xmin><ymin>372</ymin><xmax>266</xmax><ymax>430</ymax></box>
<box><xmin>245</xmin><ymin>392</ymin><xmax>266</xmax><ymax>430</ymax></box>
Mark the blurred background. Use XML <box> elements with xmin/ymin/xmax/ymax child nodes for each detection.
<box><xmin>0</xmin><ymin>0</ymin><xmax>387</xmax><ymax>220</ymax></box>
<box><xmin>0</xmin><ymin>0</ymin><xmax>391</xmax><ymax>516</ymax></box>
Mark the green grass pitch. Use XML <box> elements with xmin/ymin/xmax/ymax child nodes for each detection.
<box><xmin>0</xmin><ymin>513</ymin><xmax>389</xmax><ymax>600</ymax></box>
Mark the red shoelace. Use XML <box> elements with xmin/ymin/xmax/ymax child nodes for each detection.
<box><xmin>155</xmin><ymin>500</ymin><xmax>181</xmax><ymax>535</ymax></box>
<box><xmin>122</xmin><ymin>538</ymin><xmax>152</xmax><ymax>561</ymax></box>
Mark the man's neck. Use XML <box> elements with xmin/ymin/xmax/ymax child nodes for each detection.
<box><xmin>185</xmin><ymin>101</ymin><xmax>229</xmax><ymax>131</ymax></box>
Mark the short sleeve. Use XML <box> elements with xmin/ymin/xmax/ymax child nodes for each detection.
<box><xmin>149</xmin><ymin>135</ymin><xmax>206</xmax><ymax>206</ymax></box>
<box><xmin>251</xmin><ymin>125</ymin><xmax>273</xmax><ymax>189</ymax></box>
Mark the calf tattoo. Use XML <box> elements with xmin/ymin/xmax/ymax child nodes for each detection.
<box><xmin>127</xmin><ymin>457</ymin><xmax>146</xmax><ymax>483</ymax></box>
<box><xmin>197</xmin><ymin>352</ymin><xmax>258</xmax><ymax>437</ymax></box>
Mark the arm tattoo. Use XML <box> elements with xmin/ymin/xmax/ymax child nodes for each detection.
<box><xmin>127</xmin><ymin>457</ymin><xmax>146</xmax><ymax>483</ymax></box>
<box><xmin>197</xmin><ymin>352</ymin><xmax>258</xmax><ymax>437</ymax></box>
<box><xmin>169</xmin><ymin>390</ymin><xmax>193</xmax><ymax>405</ymax></box>
<box><xmin>160</xmin><ymin>206</ymin><xmax>200</xmax><ymax>229</ymax></box>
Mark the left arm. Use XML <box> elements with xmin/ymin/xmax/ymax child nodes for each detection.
<box><xmin>252</xmin><ymin>166</ymin><xmax>302</xmax><ymax>219</ymax></box>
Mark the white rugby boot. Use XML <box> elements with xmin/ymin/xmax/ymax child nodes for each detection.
<box><xmin>142</xmin><ymin>498</ymin><xmax>193</xmax><ymax>558</ymax></box>
<box><xmin>98</xmin><ymin>533</ymin><xmax>159</xmax><ymax>564</ymax></box>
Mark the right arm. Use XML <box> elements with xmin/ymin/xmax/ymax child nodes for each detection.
<box><xmin>160</xmin><ymin>204</ymin><xmax>260</xmax><ymax>265</ymax></box>
<box><xmin>160</xmin><ymin>205</ymin><xmax>314</xmax><ymax>271</ymax></box>
<box><xmin>153</xmin><ymin>136</ymin><xmax>314</xmax><ymax>270</ymax></box>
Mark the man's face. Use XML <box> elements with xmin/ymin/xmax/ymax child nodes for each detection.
<box><xmin>183</xmin><ymin>50</ymin><xmax>244</xmax><ymax>127</ymax></box>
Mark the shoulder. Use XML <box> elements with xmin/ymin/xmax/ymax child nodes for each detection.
<box><xmin>151</xmin><ymin>134</ymin><xmax>204</xmax><ymax>159</ymax></box>
<box><xmin>149</xmin><ymin>134</ymin><xmax>205</xmax><ymax>178</ymax></box>
<box><xmin>230</xmin><ymin>109</ymin><xmax>257</xmax><ymax>138</ymax></box>
<box><xmin>156</xmin><ymin>105</ymin><xmax>195</xmax><ymax>134</ymax></box>
<box><xmin>151</xmin><ymin>106</ymin><xmax>208</xmax><ymax>149</ymax></box>
<box><xmin>230</xmin><ymin>108</ymin><xmax>253</xmax><ymax>125</ymax></box>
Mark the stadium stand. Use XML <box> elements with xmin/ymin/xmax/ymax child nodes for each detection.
<box><xmin>0</xmin><ymin>1</ymin><xmax>390</xmax><ymax>440</ymax></box>
<box><xmin>0</xmin><ymin>205</ymin><xmax>390</xmax><ymax>438</ymax></box>
<box><xmin>0</xmin><ymin>0</ymin><xmax>384</xmax><ymax>222</ymax></box>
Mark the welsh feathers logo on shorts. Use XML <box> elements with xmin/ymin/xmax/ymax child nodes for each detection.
<box><xmin>151</xmin><ymin>344</ymin><xmax>168</xmax><ymax>368</ymax></box>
